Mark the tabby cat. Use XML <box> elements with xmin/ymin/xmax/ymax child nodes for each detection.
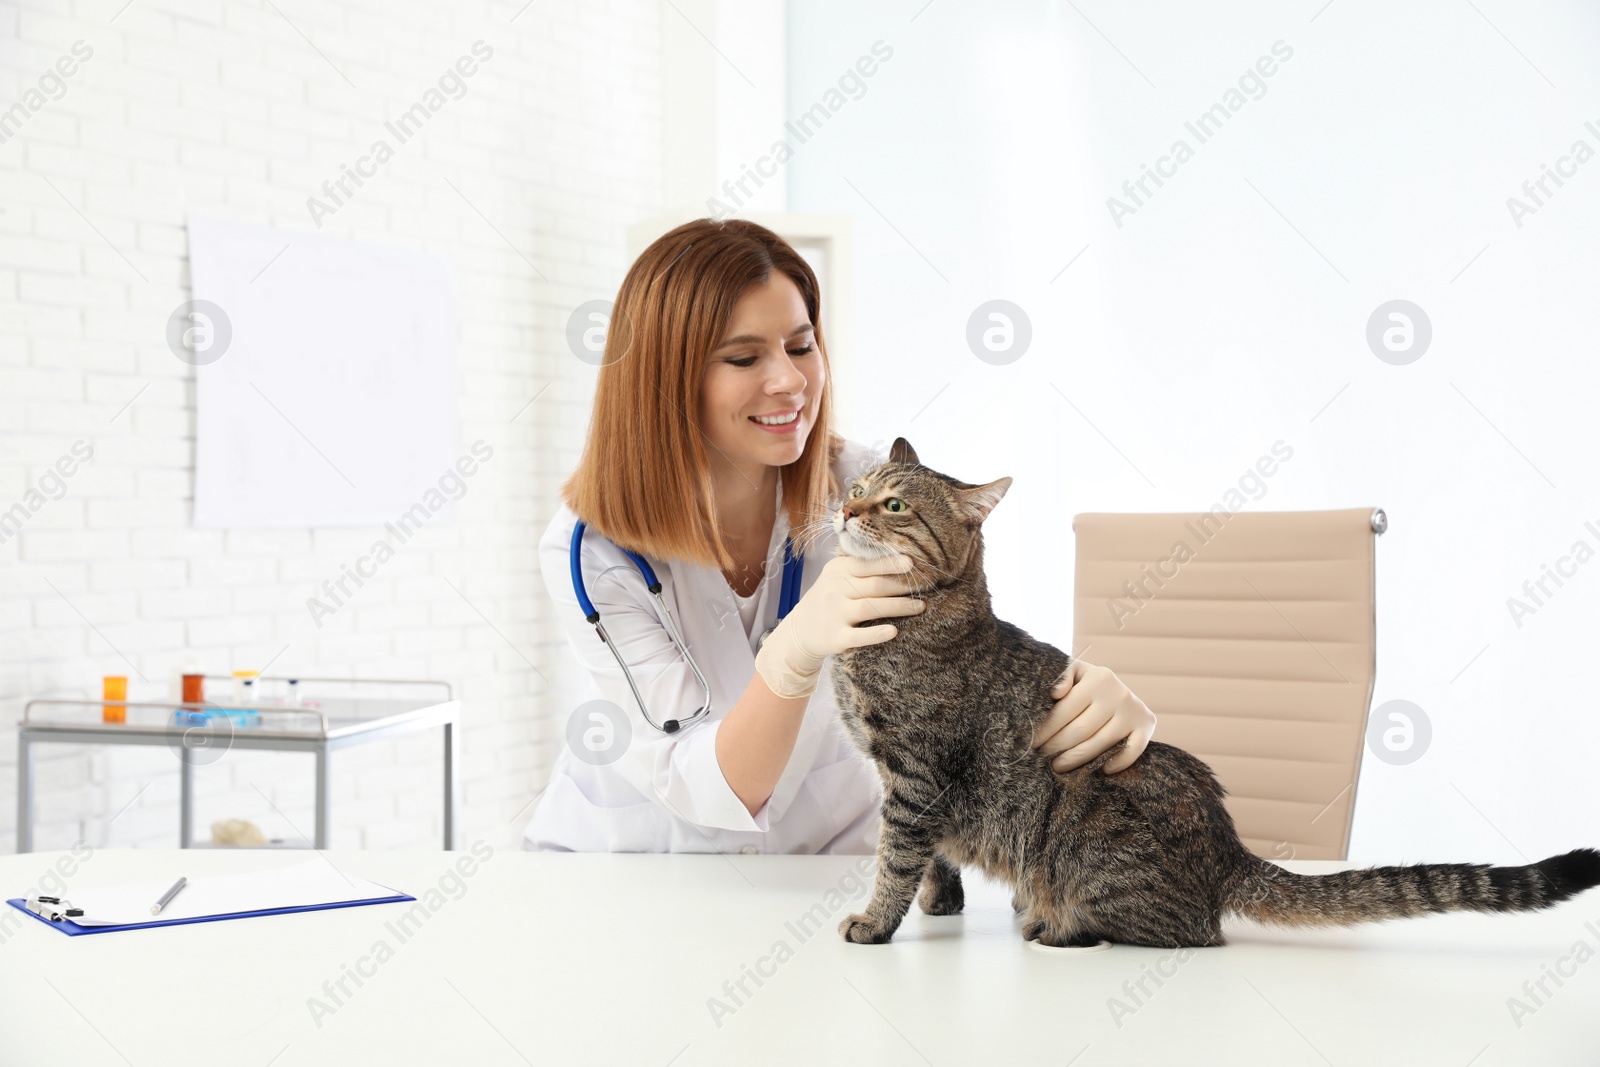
<box><xmin>828</xmin><ymin>438</ymin><xmax>1600</xmax><ymax>948</ymax></box>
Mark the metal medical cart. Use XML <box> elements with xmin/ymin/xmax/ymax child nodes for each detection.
<box><xmin>16</xmin><ymin>676</ymin><xmax>460</xmax><ymax>852</ymax></box>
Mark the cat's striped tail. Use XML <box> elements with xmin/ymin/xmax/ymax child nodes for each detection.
<box><xmin>1224</xmin><ymin>847</ymin><xmax>1600</xmax><ymax>928</ymax></box>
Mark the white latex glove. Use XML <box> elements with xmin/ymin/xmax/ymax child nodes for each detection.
<box><xmin>753</xmin><ymin>552</ymin><xmax>925</xmax><ymax>698</ymax></box>
<box><xmin>1031</xmin><ymin>659</ymin><xmax>1157</xmax><ymax>774</ymax></box>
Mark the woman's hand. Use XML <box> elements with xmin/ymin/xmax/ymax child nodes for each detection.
<box><xmin>753</xmin><ymin>553</ymin><xmax>923</xmax><ymax>698</ymax></box>
<box><xmin>1031</xmin><ymin>659</ymin><xmax>1156</xmax><ymax>774</ymax></box>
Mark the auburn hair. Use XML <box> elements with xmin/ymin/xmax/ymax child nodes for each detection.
<box><xmin>560</xmin><ymin>218</ymin><xmax>843</xmax><ymax>572</ymax></box>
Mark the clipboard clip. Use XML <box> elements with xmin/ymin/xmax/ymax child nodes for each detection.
<box><xmin>24</xmin><ymin>895</ymin><xmax>84</xmax><ymax>922</ymax></box>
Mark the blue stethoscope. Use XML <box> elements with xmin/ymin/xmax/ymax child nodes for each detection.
<box><xmin>569</xmin><ymin>520</ymin><xmax>804</xmax><ymax>734</ymax></box>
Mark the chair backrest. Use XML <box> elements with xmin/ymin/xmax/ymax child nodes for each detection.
<box><xmin>1072</xmin><ymin>507</ymin><xmax>1384</xmax><ymax>860</ymax></box>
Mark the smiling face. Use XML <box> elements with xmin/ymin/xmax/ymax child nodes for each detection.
<box><xmin>698</xmin><ymin>273</ymin><xmax>824</xmax><ymax>480</ymax></box>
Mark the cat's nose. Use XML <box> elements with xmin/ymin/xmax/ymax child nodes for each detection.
<box><xmin>840</xmin><ymin>505</ymin><xmax>854</xmax><ymax>519</ymax></box>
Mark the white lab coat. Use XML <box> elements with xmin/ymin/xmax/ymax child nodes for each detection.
<box><xmin>521</xmin><ymin>438</ymin><xmax>891</xmax><ymax>854</ymax></box>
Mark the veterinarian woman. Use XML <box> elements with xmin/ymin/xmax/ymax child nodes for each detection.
<box><xmin>521</xmin><ymin>218</ymin><xmax>1157</xmax><ymax>854</ymax></box>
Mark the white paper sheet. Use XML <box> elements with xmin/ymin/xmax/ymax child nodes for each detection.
<box><xmin>61</xmin><ymin>859</ymin><xmax>406</xmax><ymax>927</ymax></box>
<box><xmin>187</xmin><ymin>214</ymin><xmax>460</xmax><ymax>528</ymax></box>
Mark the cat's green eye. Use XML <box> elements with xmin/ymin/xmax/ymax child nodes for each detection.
<box><xmin>850</xmin><ymin>485</ymin><xmax>865</xmax><ymax>498</ymax></box>
<box><xmin>885</xmin><ymin>498</ymin><xmax>907</xmax><ymax>513</ymax></box>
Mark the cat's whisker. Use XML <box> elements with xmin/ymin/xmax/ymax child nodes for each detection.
<box><xmin>786</xmin><ymin>500</ymin><xmax>841</xmax><ymax>552</ymax></box>
<box><xmin>791</xmin><ymin>516</ymin><xmax>837</xmax><ymax>556</ymax></box>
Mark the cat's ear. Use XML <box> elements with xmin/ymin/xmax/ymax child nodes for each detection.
<box><xmin>955</xmin><ymin>477</ymin><xmax>1011</xmax><ymax>524</ymax></box>
<box><xmin>888</xmin><ymin>437</ymin><xmax>920</xmax><ymax>466</ymax></box>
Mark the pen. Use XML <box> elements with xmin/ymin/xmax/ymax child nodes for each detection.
<box><xmin>150</xmin><ymin>876</ymin><xmax>187</xmax><ymax>915</ymax></box>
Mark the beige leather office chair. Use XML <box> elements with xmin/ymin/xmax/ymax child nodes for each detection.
<box><xmin>1073</xmin><ymin>507</ymin><xmax>1386</xmax><ymax>860</ymax></box>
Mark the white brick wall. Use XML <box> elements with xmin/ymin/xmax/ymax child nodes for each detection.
<box><xmin>0</xmin><ymin>0</ymin><xmax>661</xmax><ymax>852</ymax></box>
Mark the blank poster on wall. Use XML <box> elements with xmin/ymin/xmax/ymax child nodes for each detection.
<box><xmin>186</xmin><ymin>216</ymin><xmax>458</xmax><ymax>528</ymax></box>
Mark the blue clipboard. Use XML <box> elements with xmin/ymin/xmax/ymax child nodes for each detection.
<box><xmin>6</xmin><ymin>885</ymin><xmax>415</xmax><ymax>937</ymax></box>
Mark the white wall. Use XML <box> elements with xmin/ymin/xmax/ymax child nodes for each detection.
<box><xmin>787</xmin><ymin>0</ymin><xmax>1600</xmax><ymax>861</ymax></box>
<box><xmin>0</xmin><ymin>0</ymin><xmax>662</xmax><ymax>851</ymax></box>
<box><xmin>660</xmin><ymin>0</ymin><xmax>788</xmax><ymax>216</ymax></box>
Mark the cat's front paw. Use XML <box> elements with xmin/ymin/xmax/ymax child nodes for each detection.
<box><xmin>838</xmin><ymin>912</ymin><xmax>894</xmax><ymax>944</ymax></box>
